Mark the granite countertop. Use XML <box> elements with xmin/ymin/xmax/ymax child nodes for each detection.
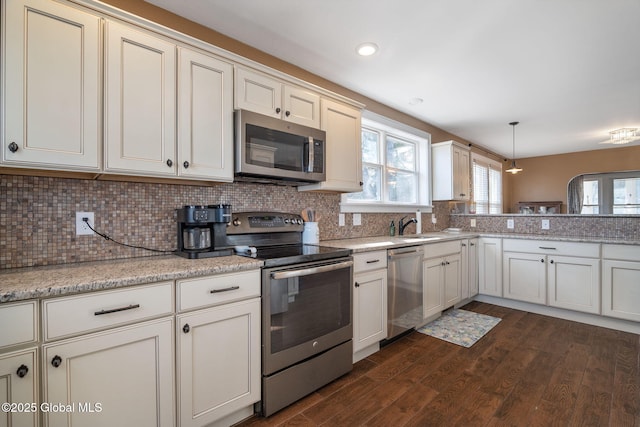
<box><xmin>0</xmin><ymin>255</ymin><xmax>263</xmax><ymax>303</ymax></box>
<box><xmin>321</xmin><ymin>232</ymin><xmax>640</xmax><ymax>253</ymax></box>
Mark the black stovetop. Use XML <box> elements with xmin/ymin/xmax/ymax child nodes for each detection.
<box><xmin>236</xmin><ymin>244</ymin><xmax>351</xmax><ymax>267</ymax></box>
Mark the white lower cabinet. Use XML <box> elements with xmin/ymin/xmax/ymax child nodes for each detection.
<box><xmin>0</xmin><ymin>348</ymin><xmax>38</xmax><ymax>427</ymax></box>
<box><xmin>478</xmin><ymin>237</ymin><xmax>502</xmax><ymax>297</ymax></box>
<box><xmin>352</xmin><ymin>251</ymin><xmax>387</xmax><ymax>362</ymax></box>
<box><xmin>503</xmin><ymin>251</ymin><xmax>547</xmax><ymax>304</ymax></box>
<box><xmin>176</xmin><ymin>270</ymin><xmax>261</xmax><ymax>427</ymax></box>
<box><xmin>423</xmin><ymin>241</ymin><xmax>462</xmax><ymax>319</ymax></box>
<box><xmin>548</xmin><ymin>255</ymin><xmax>600</xmax><ymax>314</ymax></box>
<box><xmin>602</xmin><ymin>244</ymin><xmax>640</xmax><ymax>322</ymax></box>
<box><xmin>42</xmin><ymin>317</ymin><xmax>175</xmax><ymax>427</ymax></box>
<box><xmin>460</xmin><ymin>238</ymin><xmax>478</xmax><ymax>300</ymax></box>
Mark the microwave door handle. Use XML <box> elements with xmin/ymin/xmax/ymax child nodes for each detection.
<box><xmin>307</xmin><ymin>136</ymin><xmax>314</xmax><ymax>172</ymax></box>
<box><xmin>271</xmin><ymin>260</ymin><xmax>353</xmax><ymax>280</ymax></box>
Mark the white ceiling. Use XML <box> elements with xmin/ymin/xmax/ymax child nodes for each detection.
<box><xmin>145</xmin><ymin>0</ymin><xmax>640</xmax><ymax>159</ymax></box>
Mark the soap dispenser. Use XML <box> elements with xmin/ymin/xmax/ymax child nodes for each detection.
<box><xmin>389</xmin><ymin>220</ymin><xmax>396</xmax><ymax>236</ymax></box>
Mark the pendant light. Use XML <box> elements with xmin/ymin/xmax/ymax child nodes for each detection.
<box><xmin>505</xmin><ymin>121</ymin><xmax>523</xmax><ymax>174</ymax></box>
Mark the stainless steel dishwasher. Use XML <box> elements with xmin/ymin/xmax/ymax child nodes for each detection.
<box><xmin>387</xmin><ymin>246</ymin><xmax>423</xmax><ymax>341</ymax></box>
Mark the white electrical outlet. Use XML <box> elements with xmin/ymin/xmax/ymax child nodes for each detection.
<box><xmin>431</xmin><ymin>214</ymin><xmax>437</xmax><ymax>224</ymax></box>
<box><xmin>338</xmin><ymin>213</ymin><xmax>345</xmax><ymax>226</ymax></box>
<box><xmin>507</xmin><ymin>219</ymin><xmax>515</xmax><ymax>229</ymax></box>
<box><xmin>470</xmin><ymin>218</ymin><xmax>477</xmax><ymax>228</ymax></box>
<box><xmin>541</xmin><ymin>219</ymin><xmax>550</xmax><ymax>230</ymax></box>
<box><xmin>76</xmin><ymin>212</ymin><xmax>95</xmax><ymax>236</ymax></box>
<box><xmin>352</xmin><ymin>213</ymin><xmax>362</xmax><ymax>226</ymax></box>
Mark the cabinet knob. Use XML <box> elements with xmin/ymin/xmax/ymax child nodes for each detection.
<box><xmin>550</xmin><ymin>260</ymin><xmax>554</xmax><ymax>264</ymax></box>
<box><xmin>183</xmin><ymin>160</ymin><xmax>189</xmax><ymax>169</ymax></box>
<box><xmin>8</xmin><ymin>142</ymin><xmax>19</xmax><ymax>153</ymax></box>
<box><xmin>359</xmin><ymin>181</ymin><xmax>364</xmax><ymax>186</ymax></box>
<box><xmin>285</xmin><ymin>110</ymin><xmax>291</xmax><ymax>117</ymax></box>
<box><xmin>275</xmin><ymin>107</ymin><xmax>281</xmax><ymax>114</ymax></box>
<box><xmin>51</xmin><ymin>355</ymin><xmax>62</xmax><ymax>368</ymax></box>
<box><xmin>166</xmin><ymin>159</ymin><xmax>173</xmax><ymax>167</ymax></box>
<box><xmin>540</xmin><ymin>258</ymin><xmax>545</xmax><ymax>263</ymax></box>
<box><xmin>16</xmin><ymin>364</ymin><xmax>29</xmax><ymax>378</ymax></box>
<box><xmin>183</xmin><ymin>324</ymin><xmax>190</xmax><ymax>334</ymax></box>
<box><xmin>355</xmin><ymin>282</ymin><xmax>360</xmax><ymax>288</ymax></box>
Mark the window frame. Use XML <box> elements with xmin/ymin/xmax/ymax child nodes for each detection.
<box><xmin>571</xmin><ymin>171</ymin><xmax>640</xmax><ymax>215</ymax></box>
<box><xmin>340</xmin><ymin>111</ymin><xmax>431</xmax><ymax>213</ymax></box>
<box><xmin>471</xmin><ymin>152</ymin><xmax>503</xmax><ymax>214</ymax></box>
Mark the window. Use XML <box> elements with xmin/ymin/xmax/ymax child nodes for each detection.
<box><xmin>471</xmin><ymin>153</ymin><xmax>502</xmax><ymax>214</ymax></box>
<box><xmin>341</xmin><ymin>112</ymin><xmax>430</xmax><ymax>213</ymax></box>
<box><xmin>569</xmin><ymin>171</ymin><xmax>640</xmax><ymax>214</ymax></box>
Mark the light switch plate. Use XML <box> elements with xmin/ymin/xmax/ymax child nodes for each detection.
<box><xmin>541</xmin><ymin>219</ymin><xmax>550</xmax><ymax>230</ymax></box>
<box><xmin>507</xmin><ymin>219</ymin><xmax>515</xmax><ymax>229</ymax></box>
<box><xmin>470</xmin><ymin>218</ymin><xmax>477</xmax><ymax>228</ymax></box>
<box><xmin>338</xmin><ymin>213</ymin><xmax>345</xmax><ymax>226</ymax></box>
<box><xmin>352</xmin><ymin>213</ymin><xmax>361</xmax><ymax>226</ymax></box>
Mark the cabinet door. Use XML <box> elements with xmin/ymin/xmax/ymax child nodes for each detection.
<box><xmin>548</xmin><ymin>256</ymin><xmax>600</xmax><ymax>314</ymax></box>
<box><xmin>299</xmin><ymin>99</ymin><xmax>362</xmax><ymax>192</ymax></box>
<box><xmin>353</xmin><ymin>269</ymin><xmax>387</xmax><ymax>353</ymax></box>
<box><xmin>177</xmin><ymin>47</ymin><xmax>234</xmax><ymax>181</ymax></box>
<box><xmin>234</xmin><ymin>68</ymin><xmax>282</xmax><ymax>118</ymax></box>
<box><xmin>423</xmin><ymin>257</ymin><xmax>444</xmax><ymax>319</ymax></box>
<box><xmin>105</xmin><ymin>21</ymin><xmax>177</xmax><ymax>176</ymax></box>
<box><xmin>443</xmin><ymin>254</ymin><xmax>462</xmax><ymax>308</ymax></box>
<box><xmin>452</xmin><ymin>145</ymin><xmax>470</xmax><ymax>200</ymax></box>
<box><xmin>282</xmin><ymin>85</ymin><xmax>320</xmax><ymax>128</ymax></box>
<box><xmin>3</xmin><ymin>0</ymin><xmax>100</xmax><ymax>171</ymax></box>
<box><xmin>468</xmin><ymin>239</ymin><xmax>479</xmax><ymax>297</ymax></box>
<box><xmin>503</xmin><ymin>252</ymin><xmax>547</xmax><ymax>304</ymax></box>
<box><xmin>602</xmin><ymin>260</ymin><xmax>640</xmax><ymax>322</ymax></box>
<box><xmin>43</xmin><ymin>318</ymin><xmax>174</xmax><ymax>427</ymax></box>
<box><xmin>177</xmin><ymin>298</ymin><xmax>260</xmax><ymax>427</ymax></box>
<box><xmin>478</xmin><ymin>237</ymin><xmax>502</xmax><ymax>296</ymax></box>
<box><xmin>0</xmin><ymin>348</ymin><xmax>37</xmax><ymax>427</ymax></box>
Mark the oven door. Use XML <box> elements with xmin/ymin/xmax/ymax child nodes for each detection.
<box><xmin>262</xmin><ymin>257</ymin><xmax>353</xmax><ymax>375</ymax></box>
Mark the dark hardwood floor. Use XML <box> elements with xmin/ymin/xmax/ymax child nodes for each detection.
<box><xmin>236</xmin><ymin>302</ymin><xmax>640</xmax><ymax>427</ymax></box>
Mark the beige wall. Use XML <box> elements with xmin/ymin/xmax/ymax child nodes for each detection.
<box><xmin>504</xmin><ymin>145</ymin><xmax>640</xmax><ymax>213</ymax></box>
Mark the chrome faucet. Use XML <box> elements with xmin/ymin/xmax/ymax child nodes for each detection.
<box><xmin>398</xmin><ymin>216</ymin><xmax>417</xmax><ymax>235</ymax></box>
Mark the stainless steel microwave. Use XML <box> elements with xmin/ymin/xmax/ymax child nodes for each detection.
<box><xmin>234</xmin><ymin>110</ymin><xmax>326</xmax><ymax>184</ymax></box>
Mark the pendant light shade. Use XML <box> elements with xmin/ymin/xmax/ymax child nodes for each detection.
<box><xmin>505</xmin><ymin>121</ymin><xmax>523</xmax><ymax>174</ymax></box>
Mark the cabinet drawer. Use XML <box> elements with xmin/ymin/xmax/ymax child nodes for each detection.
<box><xmin>43</xmin><ymin>281</ymin><xmax>173</xmax><ymax>341</ymax></box>
<box><xmin>177</xmin><ymin>269</ymin><xmax>261</xmax><ymax>312</ymax></box>
<box><xmin>602</xmin><ymin>244</ymin><xmax>640</xmax><ymax>261</ymax></box>
<box><xmin>353</xmin><ymin>251</ymin><xmax>388</xmax><ymax>273</ymax></box>
<box><xmin>503</xmin><ymin>239</ymin><xmax>600</xmax><ymax>258</ymax></box>
<box><xmin>423</xmin><ymin>240</ymin><xmax>462</xmax><ymax>259</ymax></box>
<box><xmin>0</xmin><ymin>301</ymin><xmax>37</xmax><ymax>349</ymax></box>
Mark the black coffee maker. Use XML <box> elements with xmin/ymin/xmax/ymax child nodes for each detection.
<box><xmin>175</xmin><ymin>205</ymin><xmax>233</xmax><ymax>259</ymax></box>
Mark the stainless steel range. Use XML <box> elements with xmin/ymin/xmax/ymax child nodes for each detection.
<box><xmin>227</xmin><ymin>212</ymin><xmax>353</xmax><ymax>417</ymax></box>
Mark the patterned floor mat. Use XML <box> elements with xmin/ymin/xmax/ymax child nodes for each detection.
<box><xmin>416</xmin><ymin>309</ymin><xmax>501</xmax><ymax>347</ymax></box>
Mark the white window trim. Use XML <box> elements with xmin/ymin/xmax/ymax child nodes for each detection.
<box><xmin>340</xmin><ymin>111</ymin><xmax>432</xmax><ymax>213</ymax></box>
<box><xmin>471</xmin><ymin>152</ymin><xmax>503</xmax><ymax>214</ymax></box>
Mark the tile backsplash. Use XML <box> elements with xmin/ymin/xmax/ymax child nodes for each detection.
<box><xmin>1</xmin><ymin>175</ymin><xmax>449</xmax><ymax>270</ymax></box>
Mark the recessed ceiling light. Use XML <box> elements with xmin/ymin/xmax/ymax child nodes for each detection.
<box><xmin>356</xmin><ymin>42</ymin><xmax>378</xmax><ymax>56</ymax></box>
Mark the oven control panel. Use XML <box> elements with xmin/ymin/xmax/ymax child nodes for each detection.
<box><xmin>227</xmin><ymin>212</ymin><xmax>304</xmax><ymax>234</ymax></box>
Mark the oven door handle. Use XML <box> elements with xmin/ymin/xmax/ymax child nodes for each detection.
<box><xmin>270</xmin><ymin>260</ymin><xmax>353</xmax><ymax>280</ymax></box>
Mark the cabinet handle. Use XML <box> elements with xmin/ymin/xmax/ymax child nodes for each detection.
<box><xmin>285</xmin><ymin>110</ymin><xmax>291</xmax><ymax>117</ymax></box>
<box><xmin>94</xmin><ymin>304</ymin><xmax>140</xmax><ymax>316</ymax></box>
<box><xmin>8</xmin><ymin>142</ymin><xmax>19</xmax><ymax>153</ymax></box>
<box><xmin>441</xmin><ymin>261</ymin><xmax>446</xmax><ymax>266</ymax></box>
<box><xmin>461</xmin><ymin>243</ymin><xmax>466</xmax><ymax>247</ymax></box>
<box><xmin>166</xmin><ymin>159</ymin><xmax>173</xmax><ymax>167</ymax></box>
<box><xmin>275</xmin><ymin>107</ymin><xmax>281</xmax><ymax>114</ymax></box>
<box><xmin>359</xmin><ymin>181</ymin><xmax>364</xmax><ymax>186</ymax></box>
<box><xmin>540</xmin><ymin>258</ymin><xmax>545</xmax><ymax>263</ymax></box>
<box><xmin>366</xmin><ymin>259</ymin><xmax>381</xmax><ymax>264</ymax></box>
<box><xmin>209</xmin><ymin>286</ymin><xmax>240</xmax><ymax>294</ymax></box>
<box><xmin>470</xmin><ymin>243</ymin><xmax>475</xmax><ymax>246</ymax></box>
<box><xmin>550</xmin><ymin>260</ymin><xmax>554</xmax><ymax>264</ymax></box>
<box><xmin>183</xmin><ymin>324</ymin><xmax>190</xmax><ymax>334</ymax></box>
<box><xmin>51</xmin><ymin>355</ymin><xmax>62</xmax><ymax>368</ymax></box>
<box><xmin>446</xmin><ymin>261</ymin><xmax>450</xmax><ymax>265</ymax></box>
<box><xmin>355</xmin><ymin>282</ymin><xmax>360</xmax><ymax>288</ymax></box>
<box><xmin>16</xmin><ymin>364</ymin><xmax>29</xmax><ymax>378</ymax></box>
<box><xmin>183</xmin><ymin>161</ymin><xmax>189</xmax><ymax>169</ymax></box>
<box><xmin>539</xmin><ymin>246</ymin><xmax>556</xmax><ymax>250</ymax></box>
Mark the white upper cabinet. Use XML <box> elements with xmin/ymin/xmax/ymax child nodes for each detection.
<box><xmin>432</xmin><ymin>141</ymin><xmax>471</xmax><ymax>201</ymax></box>
<box><xmin>235</xmin><ymin>67</ymin><xmax>320</xmax><ymax>128</ymax></box>
<box><xmin>3</xmin><ymin>0</ymin><xmax>101</xmax><ymax>171</ymax></box>
<box><xmin>104</xmin><ymin>20</ymin><xmax>177</xmax><ymax>176</ymax></box>
<box><xmin>177</xmin><ymin>47</ymin><xmax>234</xmax><ymax>181</ymax></box>
<box><xmin>299</xmin><ymin>98</ymin><xmax>363</xmax><ymax>192</ymax></box>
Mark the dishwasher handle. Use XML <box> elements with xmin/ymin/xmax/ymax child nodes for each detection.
<box><xmin>388</xmin><ymin>247</ymin><xmax>423</xmax><ymax>258</ymax></box>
